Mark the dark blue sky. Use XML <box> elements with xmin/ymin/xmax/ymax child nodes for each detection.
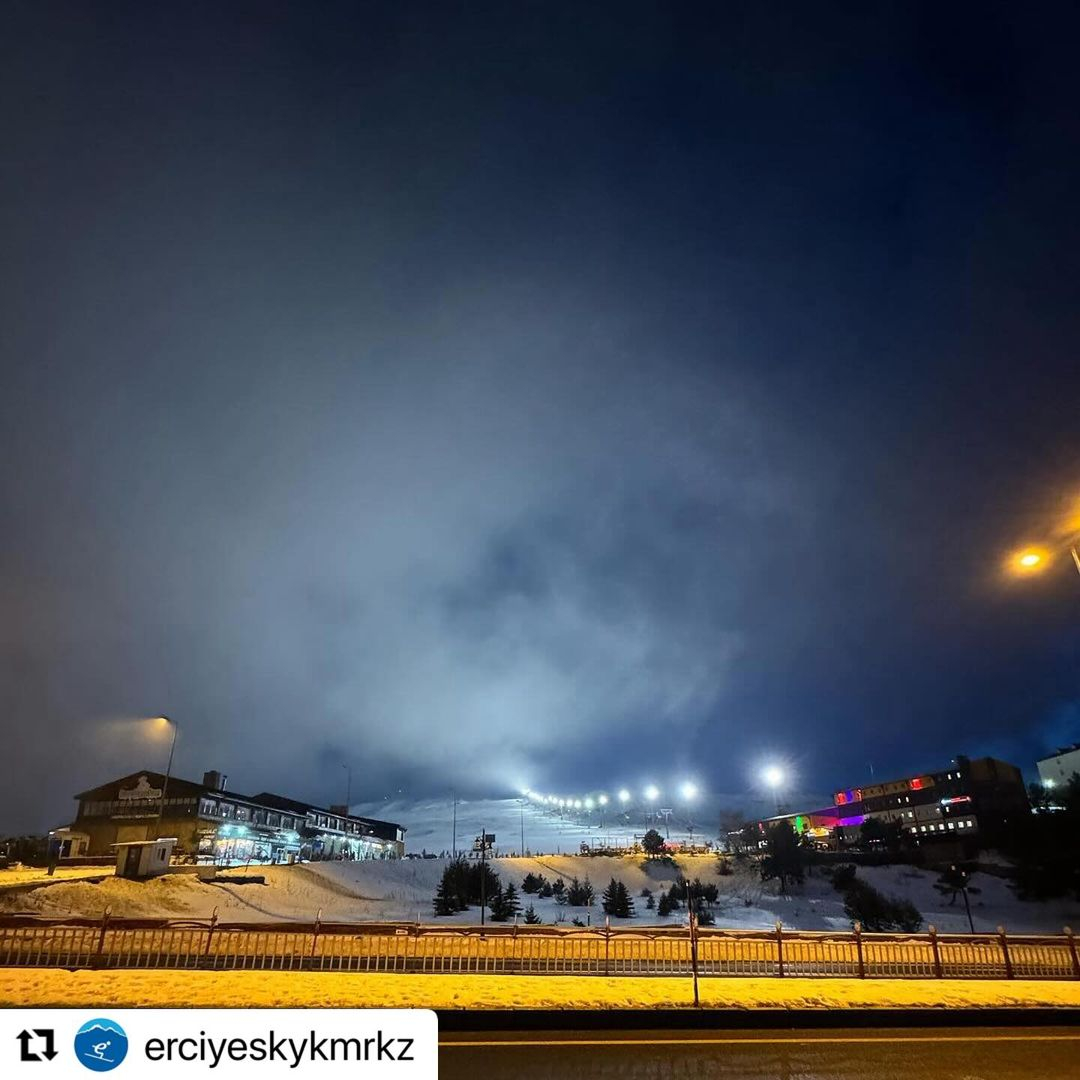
<box><xmin>2</xmin><ymin>2</ymin><xmax>1079</xmax><ymax>830</ymax></box>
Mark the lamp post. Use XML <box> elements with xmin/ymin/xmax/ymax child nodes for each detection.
<box><xmin>643</xmin><ymin>785</ymin><xmax>659</xmax><ymax>830</ymax></box>
<box><xmin>152</xmin><ymin>716</ymin><xmax>178</xmax><ymax>840</ymax></box>
<box><xmin>341</xmin><ymin>763</ymin><xmax>352</xmax><ymax>810</ymax></box>
<box><xmin>680</xmin><ymin>781</ymin><xmax>698</xmax><ymax>843</ymax></box>
<box><xmin>763</xmin><ymin>765</ymin><xmax>784</xmax><ymax>815</ymax></box>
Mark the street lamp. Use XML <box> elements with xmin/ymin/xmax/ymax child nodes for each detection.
<box><xmin>617</xmin><ymin>789</ymin><xmax>631</xmax><ymax>804</ymax></box>
<box><xmin>680</xmin><ymin>781</ymin><xmax>698</xmax><ymax>801</ymax></box>
<box><xmin>763</xmin><ymin>765</ymin><xmax>784</xmax><ymax>814</ymax></box>
<box><xmin>1007</xmin><ymin>536</ymin><xmax>1080</xmax><ymax>582</ymax></box>
<box><xmin>643</xmin><ymin>784</ymin><xmax>660</xmax><ymax>802</ymax></box>
<box><xmin>1010</xmin><ymin>547</ymin><xmax>1050</xmax><ymax>575</ymax></box>
<box><xmin>152</xmin><ymin>716</ymin><xmax>178</xmax><ymax>839</ymax></box>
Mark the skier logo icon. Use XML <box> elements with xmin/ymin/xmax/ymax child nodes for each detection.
<box><xmin>73</xmin><ymin>1019</ymin><xmax>128</xmax><ymax>1072</ymax></box>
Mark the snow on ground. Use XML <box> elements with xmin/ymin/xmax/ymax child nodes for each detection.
<box><xmin>2</xmin><ymin>853</ymin><xmax>1078</xmax><ymax>934</ymax></box>
<box><xmin>0</xmin><ymin>865</ymin><xmax>113</xmax><ymax>890</ymax></box>
<box><xmin>1</xmin><ymin>969</ymin><xmax>1077</xmax><ymax>1010</ymax></box>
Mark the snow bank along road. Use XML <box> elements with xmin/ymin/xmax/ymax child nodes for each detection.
<box><xmin>439</xmin><ymin>1028</ymin><xmax>1080</xmax><ymax>1080</ymax></box>
<box><xmin>3</xmin><ymin>969</ymin><xmax>1080</xmax><ymax>1010</ymax></box>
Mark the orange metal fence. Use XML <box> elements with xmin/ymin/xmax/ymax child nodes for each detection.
<box><xmin>0</xmin><ymin>915</ymin><xmax>1077</xmax><ymax>979</ymax></box>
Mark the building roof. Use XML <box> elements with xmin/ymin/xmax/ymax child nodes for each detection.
<box><xmin>74</xmin><ymin>771</ymin><xmax>212</xmax><ymax>801</ymax></box>
<box><xmin>1038</xmin><ymin>743</ymin><xmax>1080</xmax><ymax>762</ymax></box>
<box><xmin>74</xmin><ymin>772</ymin><xmax>405</xmax><ymax>837</ymax></box>
<box><xmin>249</xmin><ymin>793</ymin><xmax>406</xmax><ymax>835</ymax></box>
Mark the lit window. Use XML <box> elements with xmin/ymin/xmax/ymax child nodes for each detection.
<box><xmin>947</xmin><ymin>822</ymin><xmax>954</xmax><ymax>829</ymax></box>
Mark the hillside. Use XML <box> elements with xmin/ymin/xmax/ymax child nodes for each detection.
<box><xmin>3</xmin><ymin>853</ymin><xmax>1077</xmax><ymax>934</ymax></box>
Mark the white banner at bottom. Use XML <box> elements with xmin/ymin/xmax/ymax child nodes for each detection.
<box><xmin>1</xmin><ymin>1009</ymin><xmax>437</xmax><ymax>1078</ymax></box>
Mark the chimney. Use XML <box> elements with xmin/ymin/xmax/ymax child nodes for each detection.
<box><xmin>202</xmin><ymin>770</ymin><xmax>227</xmax><ymax>792</ymax></box>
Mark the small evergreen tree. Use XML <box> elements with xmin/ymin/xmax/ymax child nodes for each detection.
<box><xmin>656</xmin><ymin>891</ymin><xmax>676</xmax><ymax>917</ymax></box>
<box><xmin>601</xmin><ymin>878</ymin><xmax>635</xmax><ymax>917</ymax></box>
<box><xmin>760</xmin><ymin>822</ymin><xmax>804</xmax><ymax>894</ymax></box>
<box><xmin>501</xmin><ymin>882</ymin><xmax>521</xmax><ymax>920</ymax></box>
<box><xmin>521</xmin><ymin>872</ymin><xmax>545</xmax><ymax>894</ymax></box>
<box><xmin>538</xmin><ymin>880</ymin><xmax>554</xmax><ymax>898</ymax></box>
<box><xmin>566</xmin><ymin>876</ymin><xmax>595</xmax><ymax>906</ymax></box>
<box><xmin>488</xmin><ymin>884</ymin><xmax>508</xmax><ymax>921</ymax></box>
<box><xmin>551</xmin><ymin>878</ymin><xmax>565</xmax><ymax>897</ymax></box>
<box><xmin>642</xmin><ymin>829</ymin><xmax>666</xmax><ymax>857</ymax></box>
<box><xmin>601</xmin><ymin>877</ymin><xmax>621</xmax><ymax>916</ymax></box>
<box><xmin>645</xmin><ymin>892</ymin><xmax>656</xmax><ymax>910</ymax></box>
<box><xmin>432</xmin><ymin>872</ymin><xmax>458</xmax><ymax>916</ymax></box>
<box><xmin>469</xmin><ymin>861</ymin><xmax>501</xmax><ymax>907</ymax></box>
<box><xmin>523</xmin><ymin>904</ymin><xmax>542</xmax><ymax>924</ymax></box>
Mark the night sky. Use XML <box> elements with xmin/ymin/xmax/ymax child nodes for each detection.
<box><xmin>2</xmin><ymin>2</ymin><xmax>1079</xmax><ymax>832</ymax></box>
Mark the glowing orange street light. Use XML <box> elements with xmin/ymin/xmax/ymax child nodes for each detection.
<box><xmin>1009</xmin><ymin>547</ymin><xmax>1050</xmax><ymax>575</ymax></box>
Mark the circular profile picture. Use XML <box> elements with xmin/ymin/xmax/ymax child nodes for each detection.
<box><xmin>74</xmin><ymin>1018</ymin><xmax>128</xmax><ymax>1072</ymax></box>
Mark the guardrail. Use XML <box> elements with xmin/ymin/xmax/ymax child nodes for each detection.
<box><xmin>2</xmin><ymin>914</ymin><xmax>1078</xmax><ymax>979</ymax></box>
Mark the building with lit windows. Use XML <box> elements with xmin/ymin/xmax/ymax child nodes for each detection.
<box><xmin>65</xmin><ymin>769</ymin><xmax>405</xmax><ymax>864</ymax></box>
<box><xmin>1036</xmin><ymin>743</ymin><xmax>1080</xmax><ymax>792</ymax></box>
<box><xmin>754</xmin><ymin>756</ymin><xmax>1029</xmax><ymax>851</ymax></box>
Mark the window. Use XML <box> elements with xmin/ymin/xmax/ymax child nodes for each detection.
<box><xmin>219</xmin><ymin>803</ymin><xmax>235</xmax><ymax>820</ymax></box>
<box><xmin>199</xmin><ymin>798</ymin><xmax>217</xmax><ymax>817</ymax></box>
<box><xmin>235</xmin><ymin>806</ymin><xmax>250</xmax><ymax>822</ymax></box>
<box><xmin>280</xmin><ymin>816</ymin><xmax>292</xmax><ymax>830</ymax></box>
<box><xmin>267</xmin><ymin>813</ymin><xmax>280</xmax><ymax>828</ymax></box>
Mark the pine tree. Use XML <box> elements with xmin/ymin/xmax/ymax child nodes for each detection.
<box><xmin>642</xmin><ymin>829</ymin><xmax>665</xmax><ymax>857</ymax></box>
<box><xmin>523</xmin><ymin>904</ymin><xmax>542</xmax><ymax>924</ymax></box>
<box><xmin>656</xmin><ymin>891</ymin><xmax>675</xmax><ymax>917</ymax></box>
<box><xmin>501</xmin><ymin>882</ymin><xmax>521</xmax><ymax>920</ymax></box>
<box><xmin>538</xmin><ymin>881</ymin><xmax>554</xmax><ymax>898</ymax></box>
<box><xmin>760</xmin><ymin>821</ymin><xmax>805</xmax><ymax>894</ymax></box>
<box><xmin>616</xmin><ymin>880</ymin><xmax>635</xmax><ymax>918</ymax></box>
<box><xmin>521</xmin><ymin>872</ymin><xmax>545</xmax><ymax>894</ymax></box>
<box><xmin>601</xmin><ymin>877</ymin><xmax>620</xmax><ymax>916</ymax></box>
<box><xmin>551</xmin><ymin>877</ymin><xmax>565</xmax><ymax>897</ymax></box>
<box><xmin>433</xmin><ymin>872</ymin><xmax>458</xmax><ymax>916</ymax></box>
<box><xmin>488</xmin><ymin>884</ymin><xmax>508</xmax><ymax>921</ymax></box>
<box><xmin>469</xmin><ymin>861</ymin><xmax>501</xmax><ymax>907</ymax></box>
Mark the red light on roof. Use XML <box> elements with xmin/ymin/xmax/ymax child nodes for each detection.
<box><xmin>909</xmin><ymin>777</ymin><xmax>923</xmax><ymax>791</ymax></box>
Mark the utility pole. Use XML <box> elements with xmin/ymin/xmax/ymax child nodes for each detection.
<box><xmin>341</xmin><ymin>763</ymin><xmax>352</xmax><ymax>810</ymax></box>
<box><xmin>452</xmin><ymin>793</ymin><xmax>458</xmax><ymax>857</ymax></box>
<box><xmin>479</xmin><ymin>827</ymin><xmax>488</xmax><ymax>926</ymax></box>
<box><xmin>686</xmin><ymin>876</ymin><xmax>700</xmax><ymax>1007</ymax></box>
<box><xmin>519</xmin><ymin>800</ymin><xmax>525</xmax><ymax>856</ymax></box>
<box><xmin>153</xmin><ymin>716</ymin><xmax>178</xmax><ymax>841</ymax></box>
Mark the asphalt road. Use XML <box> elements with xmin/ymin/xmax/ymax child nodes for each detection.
<box><xmin>440</xmin><ymin>1027</ymin><xmax>1080</xmax><ymax>1079</ymax></box>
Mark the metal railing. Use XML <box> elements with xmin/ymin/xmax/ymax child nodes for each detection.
<box><xmin>1</xmin><ymin>913</ymin><xmax>1077</xmax><ymax>979</ymax></box>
